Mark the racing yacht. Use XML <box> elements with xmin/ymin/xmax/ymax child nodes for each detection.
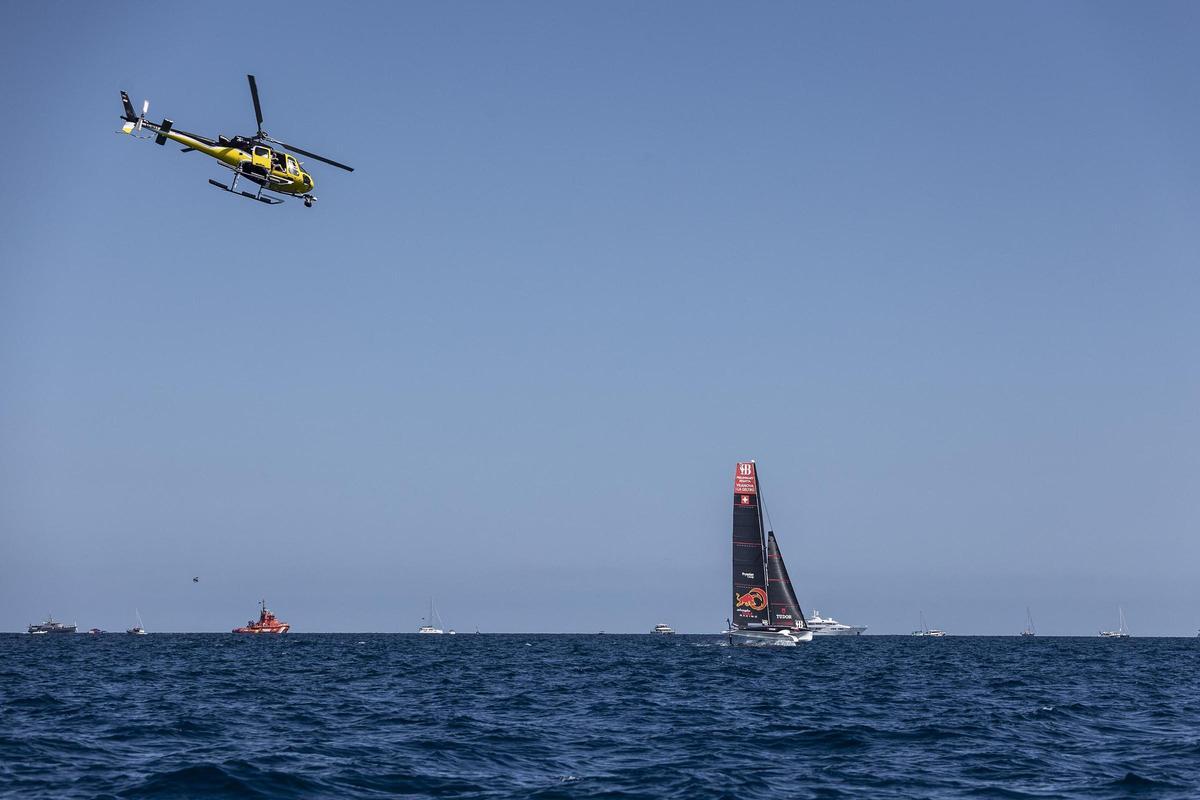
<box><xmin>725</xmin><ymin>461</ymin><xmax>812</xmax><ymax>646</ymax></box>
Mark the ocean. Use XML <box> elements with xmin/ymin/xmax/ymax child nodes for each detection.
<box><xmin>2</xmin><ymin>634</ymin><xmax>1198</xmax><ymax>798</ymax></box>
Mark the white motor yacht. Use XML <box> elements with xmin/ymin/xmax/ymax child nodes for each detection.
<box><xmin>805</xmin><ymin>610</ymin><xmax>866</xmax><ymax>636</ymax></box>
<box><xmin>27</xmin><ymin>615</ymin><xmax>77</xmax><ymax>635</ymax></box>
<box><xmin>652</xmin><ymin>623</ymin><xmax>675</xmax><ymax>635</ymax></box>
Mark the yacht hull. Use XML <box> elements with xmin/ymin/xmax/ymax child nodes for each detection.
<box><xmin>727</xmin><ymin>628</ymin><xmax>813</xmax><ymax>646</ymax></box>
<box><xmin>810</xmin><ymin>626</ymin><xmax>866</xmax><ymax>636</ymax></box>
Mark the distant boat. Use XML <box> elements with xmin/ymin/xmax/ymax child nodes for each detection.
<box><xmin>232</xmin><ymin>599</ymin><xmax>290</xmax><ymax>634</ymax></box>
<box><xmin>806</xmin><ymin>610</ymin><xmax>867</xmax><ymax>636</ymax></box>
<box><xmin>652</xmin><ymin>623</ymin><xmax>675</xmax><ymax>635</ymax></box>
<box><xmin>1021</xmin><ymin>606</ymin><xmax>1037</xmax><ymax>637</ymax></box>
<box><xmin>1099</xmin><ymin>606</ymin><xmax>1130</xmax><ymax>638</ymax></box>
<box><xmin>724</xmin><ymin>461</ymin><xmax>813</xmax><ymax>646</ymax></box>
<box><xmin>912</xmin><ymin>612</ymin><xmax>946</xmax><ymax>637</ymax></box>
<box><xmin>126</xmin><ymin>609</ymin><xmax>148</xmax><ymax>635</ymax></box>
<box><xmin>418</xmin><ymin>598</ymin><xmax>446</xmax><ymax>634</ymax></box>
<box><xmin>88</xmin><ymin>628</ymin><xmax>104</xmax><ymax>635</ymax></box>
<box><xmin>28</xmin><ymin>615</ymin><xmax>76</xmax><ymax>635</ymax></box>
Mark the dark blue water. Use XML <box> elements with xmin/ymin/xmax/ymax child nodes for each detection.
<box><xmin>2</xmin><ymin>634</ymin><xmax>1198</xmax><ymax>799</ymax></box>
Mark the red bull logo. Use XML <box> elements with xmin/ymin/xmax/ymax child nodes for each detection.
<box><xmin>734</xmin><ymin>587</ymin><xmax>768</xmax><ymax>612</ymax></box>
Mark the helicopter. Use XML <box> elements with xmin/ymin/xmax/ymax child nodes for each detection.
<box><xmin>118</xmin><ymin>75</ymin><xmax>352</xmax><ymax>207</ymax></box>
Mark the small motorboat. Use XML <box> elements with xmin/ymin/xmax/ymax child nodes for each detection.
<box><xmin>233</xmin><ymin>599</ymin><xmax>290</xmax><ymax>634</ymax></box>
<box><xmin>88</xmin><ymin>628</ymin><xmax>104</xmax><ymax>635</ymax></box>
<box><xmin>652</xmin><ymin>623</ymin><xmax>675</xmax><ymax>635</ymax></box>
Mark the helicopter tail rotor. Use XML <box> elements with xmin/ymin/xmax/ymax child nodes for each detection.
<box><xmin>118</xmin><ymin>92</ymin><xmax>154</xmax><ymax>136</ymax></box>
<box><xmin>119</xmin><ymin>93</ymin><xmax>149</xmax><ymax>129</ymax></box>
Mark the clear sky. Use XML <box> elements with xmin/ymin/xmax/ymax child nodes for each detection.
<box><xmin>1</xmin><ymin>2</ymin><xmax>1197</xmax><ymax>634</ymax></box>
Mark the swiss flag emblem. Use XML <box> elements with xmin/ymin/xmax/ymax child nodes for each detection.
<box><xmin>741</xmin><ymin>495</ymin><xmax>750</xmax><ymax>505</ymax></box>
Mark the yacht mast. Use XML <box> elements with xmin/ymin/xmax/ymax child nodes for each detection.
<box><xmin>754</xmin><ymin>462</ymin><xmax>772</xmax><ymax>628</ymax></box>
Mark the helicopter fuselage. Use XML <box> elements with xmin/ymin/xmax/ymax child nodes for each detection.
<box><xmin>122</xmin><ymin>121</ymin><xmax>315</xmax><ymax>196</ymax></box>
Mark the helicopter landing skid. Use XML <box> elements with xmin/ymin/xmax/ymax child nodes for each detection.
<box><xmin>208</xmin><ymin>177</ymin><xmax>284</xmax><ymax>205</ymax></box>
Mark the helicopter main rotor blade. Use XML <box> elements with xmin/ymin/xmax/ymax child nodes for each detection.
<box><xmin>267</xmin><ymin>138</ymin><xmax>354</xmax><ymax>172</ymax></box>
<box><xmin>247</xmin><ymin>74</ymin><xmax>264</xmax><ymax>134</ymax></box>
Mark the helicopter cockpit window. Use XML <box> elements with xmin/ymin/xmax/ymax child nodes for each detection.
<box><xmin>285</xmin><ymin>155</ymin><xmax>300</xmax><ymax>176</ymax></box>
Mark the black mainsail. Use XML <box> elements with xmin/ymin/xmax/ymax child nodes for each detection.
<box><xmin>732</xmin><ymin>461</ymin><xmax>770</xmax><ymax>628</ymax></box>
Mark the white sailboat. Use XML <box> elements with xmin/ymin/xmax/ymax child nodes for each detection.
<box><xmin>724</xmin><ymin>461</ymin><xmax>813</xmax><ymax>646</ymax></box>
<box><xmin>911</xmin><ymin>612</ymin><xmax>946</xmax><ymax>637</ymax></box>
<box><xmin>1099</xmin><ymin>606</ymin><xmax>1130</xmax><ymax>638</ymax></box>
<box><xmin>417</xmin><ymin>598</ymin><xmax>449</xmax><ymax>634</ymax></box>
<box><xmin>126</xmin><ymin>609</ymin><xmax>147</xmax><ymax>635</ymax></box>
<box><xmin>1020</xmin><ymin>606</ymin><xmax>1036</xmax><ymax>637</ymax></box>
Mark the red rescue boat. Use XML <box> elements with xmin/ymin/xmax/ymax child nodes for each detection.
<box><xmin>233</xmin><ymin>599</ymin><xmax>290</xmax><ymax>634</ymax></box>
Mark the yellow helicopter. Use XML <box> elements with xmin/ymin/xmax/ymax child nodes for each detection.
<box><xmin>119</xmin><ymin>75</ymin><xmax>352</xmax><ymax>207</ymax></box>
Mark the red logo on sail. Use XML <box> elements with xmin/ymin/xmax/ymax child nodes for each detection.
<box><xmin>735</xmin><ymin>587</ymin><xmax>768</xmax><ymax>612</ymax></box>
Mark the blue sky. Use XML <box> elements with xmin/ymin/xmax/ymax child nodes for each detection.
<box><xmin>1</xmin><ymin>2</ymin><xmax>1197</xmax><ymax>634</ymax></box>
